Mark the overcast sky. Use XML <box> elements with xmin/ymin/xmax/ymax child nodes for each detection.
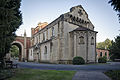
<box><xmin>16</xmin><ymin>0</ymin><xmax>120</xmax><ymax>42</ymax></box>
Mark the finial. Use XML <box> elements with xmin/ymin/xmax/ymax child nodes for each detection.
<box><xmin>24</xmin><ymin>30</ymin><xmax>26</xmax><ymax>36</ymax></box>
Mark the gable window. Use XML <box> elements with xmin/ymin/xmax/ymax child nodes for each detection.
<box><xmin>91</xmin><ymin>37</ymin><xmax>94</xmax><ymax>45</ymax></box>
<box><xmin>78</xmin><ymin>10</ymin><xmax>83</xmax><ymax>16</ymax></box>
<box><xmin>44</xmin><ymin>46</ymin><xmax>47</xmax><ymax>54</ymax></box>
<box><xmin>79</xmin><ymin>36</ymin><xmax>84</xmax><ymax>44</ymax></box>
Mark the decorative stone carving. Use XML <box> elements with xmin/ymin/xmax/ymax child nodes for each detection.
<box><xmin>64</xmin><ymin>14</ymin><xmax>89</xmax><ymax>27</ymax></box>
<box><xmin>78</xmin><ymin>10</ymin><xmax>83</xmax><ymax>16</ymax></box>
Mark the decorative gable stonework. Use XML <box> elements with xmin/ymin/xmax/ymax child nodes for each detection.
<box><xmin>29</xmin><ymin>5</ymin><xmax>97</xmax><ymax>64</ymax></box>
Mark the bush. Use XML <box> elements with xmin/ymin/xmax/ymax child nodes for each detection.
<box><xmin>98</xmin><ymin>56</ymin><xmax>107</xmax><ymax>63</ymax></box>
<box><xmin>104</xmin><ymin>70</ymin><xmax>120</xmax><ymax>80</ymax></box>
<box><xmin>72</xmin><ymin>56</ymin><xmax>85</xmax><ymax>65</ymax></box>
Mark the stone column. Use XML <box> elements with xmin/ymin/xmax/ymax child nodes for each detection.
<box><xmin>95</xmin><ymin>33</ymin><xmax>97</xmax><ymax>63</ymax></box>
<box><xmin>86</xmin><ymin>31</ymin><xmax>88</xmax><ymax>63</ymax></box>
<box><xmin>24</xmin><ymin>30</ymin><xmax>27</xmax><ymax>61</ymax></box>
<box><xmin>74</xmin><ymin>32</ymin><xmax>77</xmax><ymax>57</ymax></box>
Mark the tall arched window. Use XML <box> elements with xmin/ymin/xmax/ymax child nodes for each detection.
<box><xmin>52</xmin><ymin>27</ymin><xmax>55</xmax><ymax>36</ymax></box>
<box><xmin>79</xmin><ymin>36</ymin><xmax>84</xmax><ymax>44</ymax></box>
<box><xmin>105</xmin><ymin>52</ymin><xmax>107</xmax><ymax>56</ymax></box>
<box><xmin>50</xmin><ymin>42</ymin><xmax>53</xmax><ymax>52</ymax></box>
<box><xmin>44</xmin><ymin>46</ymin><xmax>47</xmax><ymax>54</ymax></box>
<box><xmin>91</xmin><ymin>37</ymin><xmax>94</xmax><ymax>45</ymax></box>
<box><xmin>43</xmin><ymin>33</ymin><xmax>45</xmax><ymax>41</ymax></box>
<box><xmin>100</xmin><ymin>52</ymin><xmax>102</xmax><ymax>57</ymax></box>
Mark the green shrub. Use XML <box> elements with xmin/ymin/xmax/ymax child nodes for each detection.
<box><xmin>104</xmin><ymin>70</ymin><xmax>120</xmax><ymax>80</ymax></box>
<box><xmin>72</xmin><ymin>56</ymin><xmax>85</xmax><ymax>65</ymax></box>
<box><xmin>98</xmin><ymin>56</ymin><xmax>107</xmax><ymax>63</ymax></box>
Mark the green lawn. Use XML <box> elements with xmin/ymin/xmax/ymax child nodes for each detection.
<box><xmin>104</xmin><ymin>70</ymin><xmax>120</xmax><ymax>80</ymax></box>
<box><xmin>7</xmin><ymin>68</ymin><xmax>76</xmax><ymax>80</ymax></box>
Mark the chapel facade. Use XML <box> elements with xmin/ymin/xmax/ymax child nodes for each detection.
<box><xmin>28</xmin><ymin>5</ymin><xmax>97</xmax><ymax>64</ymax></box>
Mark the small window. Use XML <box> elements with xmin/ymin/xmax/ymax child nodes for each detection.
<box><xmin>79</xmin><ymin>36</ymin><xmax>84</xmax><ymax>44</ymax></box>
<box><xmin>100</xmin><ymin>52</ymin><xmax>102</xmax><ymax>57</ymax></box>
<box><xmin>91</xmin><ymin>37</ymin><xmax>94</xmax><ymax>45</ymax></box>
<box><xmin>44</xmin><ymin>46</ymin><xmax>47</xmax><ymax>54</ymax></box>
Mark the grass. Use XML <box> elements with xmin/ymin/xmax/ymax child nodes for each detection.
<box><xmin>104</xmin><ymin>70</ymin><xmax>120</xmax><ymax>80</ymax></box>
<box><xmin>7</xmin><ymin>68</ymin><xmax>76</xmax><ymax>80</ymax></box>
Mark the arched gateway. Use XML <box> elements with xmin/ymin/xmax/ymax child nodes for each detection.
<box><xmin>6</xmin><ymin>31</ymin><xmax>31</xmax><ymax>61</ymax></box>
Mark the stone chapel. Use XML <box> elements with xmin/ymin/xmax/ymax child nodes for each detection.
<box><xmin>29</xmin><ymin>5</ymin><xmax>97</xmax><ymax>64</ymax></box>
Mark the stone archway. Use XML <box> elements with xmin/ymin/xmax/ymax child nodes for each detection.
<box><xmin>12</xmin><ymin>41</ymin><xmax>24</xmax><ymax>61</ymax></box>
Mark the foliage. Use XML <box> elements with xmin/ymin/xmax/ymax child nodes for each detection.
<box><xmin>72</xmin><ymin>56</ymin><xmax>85</xmax><ymax>65</ymax></box>
<box><xmin>108</xmin><ymin>0</ymin><xmax>120</xmax><ymax>22</ymax></box>
<box><xmin>7</xmin><ymin>69</ymin><xmax>76</xmax><ymax>80</ymax></box>
<box><xmin>97</xmin><ymin>38</ymin><xmax>112</xmax><ymax>50</ymax></box>
<box><xmin>10</xmin><ymin>45</ymin><xmax>19</xmax><ymax>57</ymax></box>
<box><xmin>105</xmin><ymin>70</ymin><xmax>120</xmax><ymax>80</ymax></box>
<box><xmin>0</xmin><ymin>0</ymin><xmax>22</xmax><ymax>59</ymax></box>
<box><xmin>98</xmin><ymin>56</ymin><xmax>107</xmax><ymax>63</ymax></box>
<box><xmin>109</xmin><ymin>35</ymin><xmax>120</xmax><ymax>60</ymax></box>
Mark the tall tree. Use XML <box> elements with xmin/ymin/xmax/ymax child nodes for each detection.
<box><xmin>0</xmin><ymin>0</ymin><xmax>22</xmax><ymax>59</ymax></box>
<box><xmin>97</xmin><ymin>38</ymin><xmax>112</xmax><ymax>50</ymax></box>
<box><xmin>10</xmin><ymin>45</ymin><xmax>19</xmax><ymax>57</ymax></box>
<box><xmin>110</xmin><ymin>35</ymin><xmax>120</xmax><ymax>60</ymax></box>
<box><xmin>108</xmin><ymin>0</ymin><xmax>120</xmax><ymax>22</ymax></box>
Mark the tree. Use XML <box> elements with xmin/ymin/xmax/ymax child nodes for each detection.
<box><xmin>0</xmin><ymin>0</ymin><xmax>22</xmax><ymax>59</ymax></box>
<box><xmin>108</xmin><ymin>0</ymin><xmax>120</xmax><ymax>22</ymax></box>
<box><xmin>109</xmin><ymin>35</ymin><xmax>120</xmax><ymax>60</ymax></box>
<box><xmin>10</xmin><ymin>45</ymin><xmax>19</xmax><ymax>58</ymax></box>
<box><xmin>97</xmin><ymin>38</ymin><xmax>112</xmax><ymax>50</ymax></box>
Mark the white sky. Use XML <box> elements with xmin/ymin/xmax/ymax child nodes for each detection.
<box><xmin>16</xmin><ymin>0</ymin><xmax>120</xmax><ymax>42</ymax></box>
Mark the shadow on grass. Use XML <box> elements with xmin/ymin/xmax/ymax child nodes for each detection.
<box><xmin>104</xmin><ymin>70</ymin><xmax>120</xmax><ymax>80</ymax></box>
<box><xmin>7</xmin><ymin>68</ymin><xmax>76</xmax><ymax>80</ymax></box>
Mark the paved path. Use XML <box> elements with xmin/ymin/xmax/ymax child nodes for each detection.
<box><xmin>72</xmin><ymin>71</ymin><xmax>111</xmax><ymax>80</ymax></box>
<box><xmin>14</xmin><ymin>61</ymin><xmax>120</xmax><ymax>71</ymax></box>
<box><xmin>14</xmin><ymin>61</ymin><xmax>120</xmax><ymax>80</ymax></box>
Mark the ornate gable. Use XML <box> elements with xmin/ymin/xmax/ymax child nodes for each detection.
<box><xmin>63</xmin><ymin>5</ymin><xmax>94</xmax><ymax>30</ymax></box>
<box><xmin>70</xmin><ymin>5</ymin><xmax>88</xmax><ymax>20</ymax></box>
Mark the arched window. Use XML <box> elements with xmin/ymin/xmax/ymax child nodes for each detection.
<box><xmin>50</xmin><ymin>42</ymin><xmax>53</xmax><ymax>52</ymax></box>
<box><xmin>79</xmin><ymin>36</ymin><xmax>84</xmax><ymax>44</ymax></box>
<box><xmin>31</xmin><ymin>50</ymin><xmax>32</xmax><ymax>56</ymax></box>
<box><xmin>44</xmin><ymin>46</ymin><xmax>47</xmax><ymax>54</ymax></box>
<box><xmin>43</xmin><ymin>33</ymin><xmax>45</xmax><ymax>41</ymax></box>
<box><xmin>105</xmin><ymin>52</ymin><xmax>107</xmax><ymax>56</ymax></box>
<box><xmin>100</xmin><ymin>52</ymin><xmax>102</xmax><ymax>57</ymax></box>
<box><xmin>91</xmin><ymin>37</ymin><xmax>94</xmax><ymax>45</ymax></box>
